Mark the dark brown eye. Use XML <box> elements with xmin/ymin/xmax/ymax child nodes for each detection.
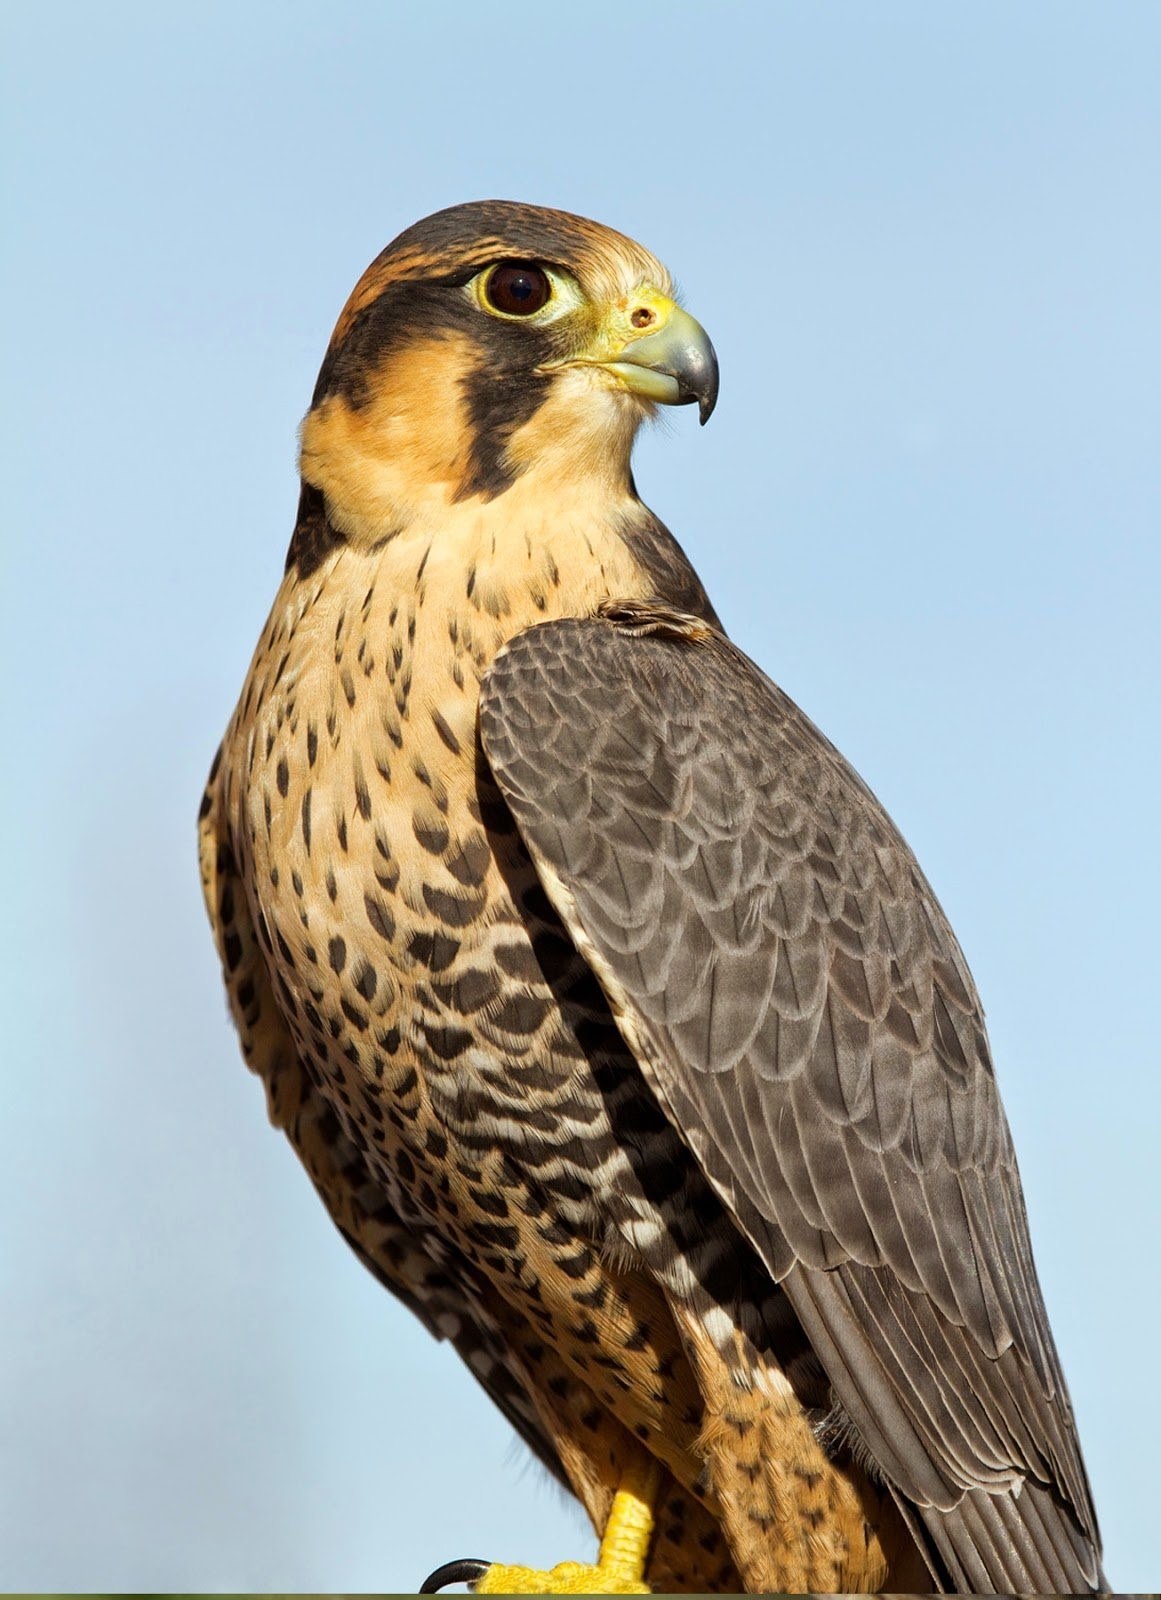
<box><xmin>483</xmin><ymin>262</ymin><xmax>552</xmax><ymax>317</ymax></box>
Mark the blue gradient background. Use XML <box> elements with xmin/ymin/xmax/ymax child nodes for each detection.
<box><xmin>3</xmin><ymin>3</ymin><xmax>1158</xmax><ymax>1590</ymax></box>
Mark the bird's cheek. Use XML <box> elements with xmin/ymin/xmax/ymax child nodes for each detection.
<box><xmin>503</xmin><ymin>368</ymin><xmax>647</xmax><ymax>487</ymax></box>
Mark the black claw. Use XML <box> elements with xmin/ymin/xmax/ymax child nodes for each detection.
<box><xmin>419</xmin><ymin>1555</ymin><xmax>492</xmax><ymax>1593</ymax></box>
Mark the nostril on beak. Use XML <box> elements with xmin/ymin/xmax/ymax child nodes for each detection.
<box><xmin>630</xmin><ymin>306</ymin><xmax>654</xmax><ymax>329</ymax></box>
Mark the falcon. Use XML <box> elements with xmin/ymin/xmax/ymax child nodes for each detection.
<box><xmin>199</xmin><ymin>200</ymin><xmax>1105</xmax><ymax>1593</ymax></box>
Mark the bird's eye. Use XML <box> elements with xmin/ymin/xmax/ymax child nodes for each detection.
<box><xmin>482</xmin><ymin>262</ymin><xmax>552</xmax><ymax>318</ymax></box>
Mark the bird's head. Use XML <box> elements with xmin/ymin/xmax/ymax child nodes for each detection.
<box><xmin>296</xmin><ymin>201</ymin><xmax>717</xmax><ymax>552</ymax></box>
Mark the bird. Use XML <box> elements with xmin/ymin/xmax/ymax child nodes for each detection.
<box><xmin>199</xmin><ymin>200</ymin><xmax>1105</xmax><ymax>1594</ymax></box>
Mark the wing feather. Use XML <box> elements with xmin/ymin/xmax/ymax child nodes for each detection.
<box><xmin>479</xmin><ymin>607</ymin><xmax>1103</xmax><ymax>1592</ymax></box>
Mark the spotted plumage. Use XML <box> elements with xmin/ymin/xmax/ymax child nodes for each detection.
<box><xmin>200</xmin><ymin>200</ymin><xmax>1103</xmax><ymax>1592</ymax></box>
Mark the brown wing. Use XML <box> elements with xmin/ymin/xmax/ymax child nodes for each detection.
<box><xmin>478</xmin><ymin>601</ymin><xmax>1104</xmax><ymax>1594</ymax></box>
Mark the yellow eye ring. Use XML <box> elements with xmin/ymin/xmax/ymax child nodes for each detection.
<box><xmin>480</xmin><ymin>261</ymin><xmax>552</xmax><ymax>318</ymax></box>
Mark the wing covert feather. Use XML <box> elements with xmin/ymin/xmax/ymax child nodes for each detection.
<box><xmin>479</xmin><ymin>605</ymin><xmax>1102</xmax><ymax>1591</ymax></box>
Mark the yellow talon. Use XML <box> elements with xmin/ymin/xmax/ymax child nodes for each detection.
<box><xmin>474</xmin><ymin>1456</ymin><xmax>660</xmax><ymax>1594</ymax></box>
<box><xmin>474</xmin><ymin>1559</ymin><xmax>648</xmax><ymax>1594</ymax></box>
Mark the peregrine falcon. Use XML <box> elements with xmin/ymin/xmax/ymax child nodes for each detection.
<box><xmin>199</xmin><ymin>201</ymin><xmax>1104</xmax><ymax>1593</ymax></box>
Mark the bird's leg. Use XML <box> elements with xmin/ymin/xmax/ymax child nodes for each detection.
<box><xmin>592</xmin><ymin>1452</ymin><xmax>661</xmax><ymax>1589</ymax></box>
<box><xmin>469</xmin><ymin>1453</ymin><xmax>661</xmax><ymax>1595</ymax></box>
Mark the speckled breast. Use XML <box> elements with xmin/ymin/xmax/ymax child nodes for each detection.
<box><xmin>230</xmin><ymin>514</ymin><xmax>683</xmax><ymax>1262</ymax></box>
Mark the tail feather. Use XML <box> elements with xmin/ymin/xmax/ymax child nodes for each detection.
<box><xmin>925</xmin><ymin>1478</ymin><xmax>1106</xmax><ymax>1594</ymax></box>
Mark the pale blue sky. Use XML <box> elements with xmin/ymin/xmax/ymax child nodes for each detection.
<box><xmin>2</xmin><ymin>2</ymin><xmax>1158</xmax><ymax>1591</ymax></box>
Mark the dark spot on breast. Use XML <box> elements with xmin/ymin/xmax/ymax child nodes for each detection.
<box><xmin>499</xmin><ymin>1059</ymin><xmax>558</xmax><ymax>1091</ymax></box>
<box><xmin>444</xmin><ymin>832</ymin><xmax>490</xmax><ymax>888</ymax></box>
<box><xmin>465</xmin><ymin>1219</ymin><xmax>519</xmax><ymax>1250</ymax></box>
<box><xmin>432</xmin><ymin>967</ymin><xmax>497</xmax><ymax>1015</ymax></box>
<box><xmin>536</xmin><ymin>1214</ymin><xmax>574</xmax><ymax>1247</ymax></box>
<box><xmin>431</xmin><ymin>708</ymin><xmax>461</xmax><ymax>755</ymax></box>
<box><xmin>424</xmin><ymin>1022</ymin><xmax>473</xmax><ymax>1061</ymax></box>
<box><xmin>340</xmin><ymin>997</ymin><xmax>368</xmax><ymax>1031</ymax></box>
<box><xmin>471</xmin><ymin>1187</ymin><xmax>509</xmax><ymax>1218</ymax></box>
<box><xmin>364</xmin><ymin>894</ymin><xmax>396</xmax><ymax>943</ymax></box>
<box><xmin>494</xmin><ymin>941</ymin><xmax>544</xmax><ymax>983</ymax></box>
<box><xmin>353</xmin><ymin>961</ymin><xmax>377</xmax><ymax>1001</ymax></box>
<box><xmin>490</xmin><ymin>993</ymin><xmax>549</xmax><ymax>1036</ymax></box>
<box><xmin>422</xmin><ymin>883</ymin><xmax>484</xmax><ymax>928</ymax></box>
<box><xmin>407</xmin><ymin>930</ymin><xmax>459</xmax><ymax>972</ymax></box>
<box><xmin>301</xmin><ymin>790</ymin><xmax>312</xmax><ymax>852</ymax></box>
<box><xmin>556</xmin><ymin>1249</ymin><xmax>591</xmax><ymax>1280</ymax></box>
<box><xmin>413</xmin><ymin>815</ymin><xmax>449</xmax><ymax>855</ymax></box>
<box><xmin>328</xmin><ymin>936</ymin><xmax>347</xmax><ymax>973</ymax></box>
<box><xmin>275</xmin><ymin>759</ymin><xmax>289</xmax><ymax>797</ymax></box>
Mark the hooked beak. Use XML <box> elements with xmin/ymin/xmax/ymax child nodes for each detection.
<box><xmin>583</xmin><ymin>289</ymin><xmax>720</xmax><ymax>424</ymax></box>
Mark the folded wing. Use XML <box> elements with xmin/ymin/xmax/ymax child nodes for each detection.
<box><xmin>479</xmin><ymin>602</ymin><xmax>1103</xmax><ymax>1593</ymax></box>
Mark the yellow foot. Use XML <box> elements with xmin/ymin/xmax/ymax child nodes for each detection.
<box><xmin>475</xmin><ymin>1558</ymin><xmax>649</xmax><ymax>1594</ymax></box>
<box><xmin>441</xmin><ymin>1455</ymin><xmax>660</xmax><ymax>1595</ymax></box>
